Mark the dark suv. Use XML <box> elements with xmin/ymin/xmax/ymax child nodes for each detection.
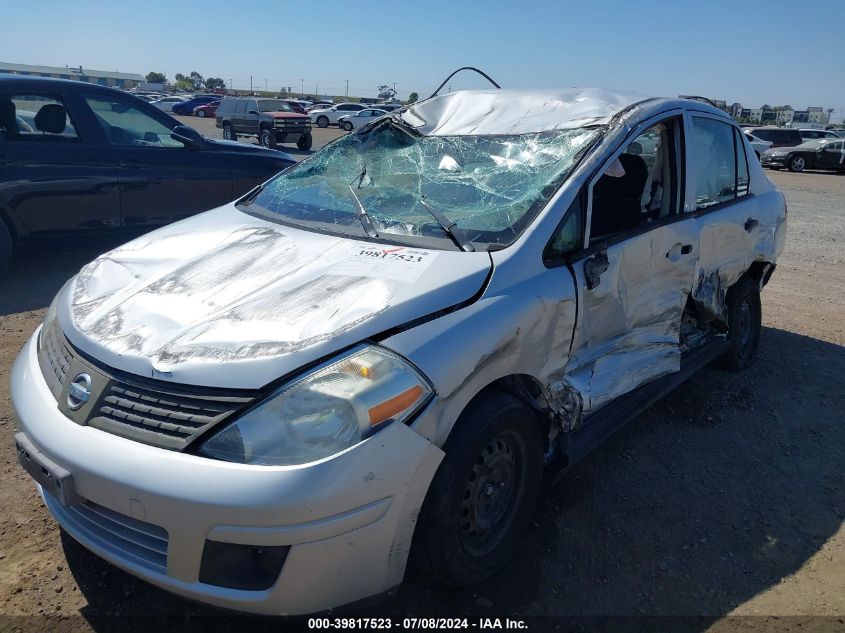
<box><xmin>216</xmin><ymin>98</ymin><xmax>312</xmax><ymax>150</ymax></box>
<box><xmin>746</xmin><ymin>126</ymin><xmax>803</xmax><ymax>148</ymax></box>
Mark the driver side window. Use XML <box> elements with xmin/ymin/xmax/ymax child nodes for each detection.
<box><xmin>84</xmin><ymin>95</ymin><xmax>183</xmax><ymax>148</ymax></box>
<box><xmin>588</xmin><ymin>118</ymin><xmax>680</xmax><ymax>245</ymax></box>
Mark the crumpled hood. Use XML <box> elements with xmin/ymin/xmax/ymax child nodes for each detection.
<box><xmin>60</xmin><ymin>205</ymin><xmax>491</xmax><ymax>389</ymax></box>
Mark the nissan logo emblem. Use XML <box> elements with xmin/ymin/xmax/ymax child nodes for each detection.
<box><xmin>67</xmin><ymin>373</ymin><xmax>92</xmax><ymax>410</ymax></box>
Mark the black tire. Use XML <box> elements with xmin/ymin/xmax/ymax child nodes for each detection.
<box><xmin>296</xmin><ymin>132</ymin><xmax>313</xmax><ymax>151</ymax></box>
<box><xmin>0</xmin><ymin>219</ymin><xmax>12</xmax><ymax>272</ymax></box>
<box><xmin>316</xmin><ymin>115</ymin><xmax>329</xmax><ymax>128</ymax></box>
<box><xmin>343</xmin><ymin>121</ymin><xmax>353</xmax><ymax>132</ymax></box>
<box><xmin>412</xmin><ymin>391</ymin><xmax>543</xmax><ymax>585</ymax></box>
<box><xmin>196</xmin><ymin>110</ymin><xmax>206</xmax><ymax>118</ymax></box>
<box><xmin>716</xmin><ymin>275</ymin><xmax>762</xmax><ymax>372</ymax></box>
<box><xmin>787</xmin><ymin>154</ymin><xmax>806</xmax><ymax>172</ymax></box>
<box><xmin>259</xmin><ymin>127</ymin><xmax>276</xmax><ymax>149</ymax></box>
<box><xmin>222</xmin><ymin>123</ymin><xmax>236</xmax><ymax>141</ymax></box>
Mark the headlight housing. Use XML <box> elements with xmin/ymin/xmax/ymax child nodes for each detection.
<box><xmin>197</xmin><ymin>345</ymin><xmax>433</xmax><ymax>466</ymax></box>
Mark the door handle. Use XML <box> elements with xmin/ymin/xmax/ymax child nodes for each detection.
<box><xmin>744</xmin><ymin>217</ymin><xmax>759</xmax><ymax>232</ymax></box>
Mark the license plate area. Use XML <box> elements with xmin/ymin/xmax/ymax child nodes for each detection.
<box><xmin>15</xmin><ymin>432</ymin><xmax>81</xmax><ymax>506</ymax></box>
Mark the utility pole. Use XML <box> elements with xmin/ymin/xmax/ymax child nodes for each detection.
<box><xmin>447</xmin><ymin>84</ymin><xmax>452</xmax><ymax>93</ymax></box>
<box><xmin>346</xmin><ymin>80</ymin><xmax>349</xmax><ymax>97</ymax></box>
<box><xmin>250</xmin><ymin>75</ymin><xmax>253</xmax><ymax>92</ymax></box>
<box><xmin>264</xmin><ymin>78</ymin><xmax>268</xmax><ymax>91</ymax></box>
<box><xmin>228</xmin><ymin>78</ymin><xmax>232</xmax><ymax>89</ymax></box>
<box><xmin>315</xmin><ymin>83</ymin><xmax>318</xmax><ymax>97</ymax></box>
<box><xmin>300</xmin><ymin>78</ymin><xmax>304</xmax><ymax>98</ymax></box>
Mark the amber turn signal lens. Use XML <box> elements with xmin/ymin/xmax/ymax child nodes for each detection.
<box><xmin>368</xmin><ymin>385</ymin><xmax>424</xmax><ymax>426</ymax></box>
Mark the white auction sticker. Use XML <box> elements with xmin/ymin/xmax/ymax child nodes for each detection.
<box><xmin>330</xmin><ymin>245</ymin><xmax>439</xmax><ymax>283</ymax></box>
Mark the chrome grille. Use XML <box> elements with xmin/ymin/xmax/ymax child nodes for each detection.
<box><xmin>37</xmin><ymin>327</ymin><xmax>259</xmax><ymax>451</ymax></box>
<box><xmin>90</xmin><ymin>382</ymin><xmax>254</xmax><ymax>450</ymax></box>
<box><xmin>39</xmin><ymin>323</ymin><xmax>71</xmax><ymax>398</ymax></box>
<box><xmin>43</xmin><ymin>494</ymin><xmax>168</xmax><ymax>574</ymax></box>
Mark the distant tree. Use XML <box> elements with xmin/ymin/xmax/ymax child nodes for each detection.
<box><xmin>204</xmin><ymin>77</ymin><xmax>226</xmax><ymax>90</ymax></box>
<box><xmin>174</xmin><ymin>79</ymin><xmax>194</xmax><ymax>91</ymax></box>
<box><xmin>407</xmin><ymin>91</ymin><xmax>419</xmax><ymax>104</ymax></box>
<box><xmin>189</xmin><ymin>71</ymin><xmax>204</xmax><ymax>90</ymax></box>
<box><xmin>145</xmin><ymin>71</ymin><xmax>166</xmax><ymax>83</ymax></box>
<box><xmin>174</xmin><ymin>73</ymin><xmax>186</xmax><ymax>82</ymax></box>
<box><xmin>278</xmin><ymin>86</ymin><xmax>289</xmax><ymax>97</ymax></box>
<box><xmin>377</xmin><ymin>84</ymin><xmax>397</xmax><ymax>101</ymax></box>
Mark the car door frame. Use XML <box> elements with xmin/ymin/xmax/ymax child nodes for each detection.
<box><xmin>684</xmin><ymin>109</ymin><xmax>764</xmax><ymax>321</ymax></box>
<box><xmin>0</xmin><ymin>86</ymin><xmax>122</xmax><ymax>236</ymax></box>
<box><xmin>552</xmin><ymin>107</ymin><xmax>699</xmax><ymax>413</ymax></box>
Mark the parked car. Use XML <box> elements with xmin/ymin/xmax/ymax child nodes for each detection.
<box><xmin>149</xmin><ymin>95</ymin><xmax>189</xmax><ymax>112</ymax></box>
<box><xmin>760</xmin><ymin>138</ymin><xmax>845</xmax><ymax>172</ymax></box>
<box><xmin>337</xmin><ymin>107</ymin><xmax>387</xmax><ymax>131</ymax></box>
<box><xmin>832</xmin><ymin>129</ymin><xmax>845</xmax><ymax>138</ymax></box>
<box><xmin>744</xmin><ymin>126</ymin><xmax>803</xmax><ymax>148</ymax></box>
<box><xmin>172</xmin><ymin>95</ymin><xmax>221</xmax><ymax>116</ymax></box>
<box><xmin>306</xmin><ymin>101</ymin><xmax>333</xmax><ymax>112</ymax></box>
<box><xmin>309</xmin><ymin>102</ymin><xmax>368</xmax><ymax>127</ymax></box>
<box><xmin>0</xmin><ymin>76</ymin><xmax>295</xmax><ymax>267</ymax></box>
<box><xmin>193</xmin><ymin>100</ymin><xmax>220</xmax><ymax>118</ymax></box>
<box><xmin>373</xmin><ymin>103</ymin><xmax>401</xmax><ymax>112</ymax></box>
<box><xmin>215</xmin><ymin>97</ymin><xmax>312</xmax><ymax>150</ymax></box>
<box><xmin>12</xmin><ymin>88</ymin><xmax>785</xmax><ymax>616</ymax></box>
<box><xmin>796</xmin><ymin>128</ymin><xmax>841</xmax><ymax>142</ymax></box>
<box><xmin>281</xmin><ymin>100</ymin><xmax>307</xmax><ymax>114</ymax></box>
<box><xmin>744</xmin><ymin>132</ymin><xmax>773</xmax><ymax>158</ymax></box>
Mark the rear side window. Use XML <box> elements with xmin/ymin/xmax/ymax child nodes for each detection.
<box><xmin>0</xmin><ymin>94</ymin><xmax>79</xmax><ymax>142</ymax></box>
<box><xmin>753</xmin><ymin>130</ymin><xmax>771</xmax><ymax>141</ymax></box>
<box><xmin>691</xmin><ymin>117</ymin><xmax>748</xmax><ymax>210</ymax></box>
<box><xmin>773</xmin><ymin>130</ymin><xmax>801</xmax><ymax>144</ymax></box>
<box><xmin>234</xmin><ymin>100</ymin><xmax>247</xmax><ymax>114</ymax></box>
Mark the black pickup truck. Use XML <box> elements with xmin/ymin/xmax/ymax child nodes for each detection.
<box><xmin>216</xmin><ymin>97</ymin><xmax>313</xmax><ymax>150</ymax></box>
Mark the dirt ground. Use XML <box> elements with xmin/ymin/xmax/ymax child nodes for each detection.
<box><xmin>0</xmin><ymin>151</ymin><xmax>843</xmax><ymax>631</ymax></box>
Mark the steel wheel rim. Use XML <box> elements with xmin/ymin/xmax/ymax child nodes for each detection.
<box><xmin>261</xmin><ymin>131</ymin><xmax>270</xmax><ymax>147</ymax></box>
<box><xmin>459</xmin><ymin>431</ymin><xmax>522</xmax><ymax>556</ymax></box>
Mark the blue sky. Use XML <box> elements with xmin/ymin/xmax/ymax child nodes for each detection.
<box><xmin>2</xmin><ymin>0</ymin><xmax>843</xmax><ymax>119</ymax></box>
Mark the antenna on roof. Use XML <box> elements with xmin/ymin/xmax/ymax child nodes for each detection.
<box><xmin>429</xmin><ymin>67</ymin><xmax>501</xmax><ymax>99</ymax></box>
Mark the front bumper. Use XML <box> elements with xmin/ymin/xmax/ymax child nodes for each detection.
<box><xmin>760</xmin><ymin>155</ymin><xmax>787</xmax><ymax>167</ymax></box>
<box><xmin>11</xmin><ymin>331</ymin><xmax>443</xmax><ymax>615</ymax></box>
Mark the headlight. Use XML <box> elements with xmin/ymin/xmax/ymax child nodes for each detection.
<box><xmin>197</xmin><ymin>345</ymin><xmax>433</xmax><ymax>466</ymax></box>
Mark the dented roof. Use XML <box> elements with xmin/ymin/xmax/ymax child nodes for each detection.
<box><xmin>399</xmin><ymin>88</ymin><xmax>652</xmax><ymax>136</ymax></box>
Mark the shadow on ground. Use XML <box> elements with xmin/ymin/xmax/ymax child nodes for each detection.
<box><xmin>44</xmin><ymin>324</ymin><xmax>843</xmax><ymax>631</ymax></box>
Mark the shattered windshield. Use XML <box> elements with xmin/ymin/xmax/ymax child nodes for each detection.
<box><xmin>244</xmin><ymin>124</ymin><xmax>600</xmax><ymax>249</ymax></box>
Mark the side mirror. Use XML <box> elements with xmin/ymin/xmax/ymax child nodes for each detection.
<box><xmin>170</xmin><ymin>124</ymin><xmax>204</xmax><ymax>149</ymax></box>
<box><xmin>584</xmin><ymin>246</ymin><xmax>609</xmax><ymax>290</ymax></box>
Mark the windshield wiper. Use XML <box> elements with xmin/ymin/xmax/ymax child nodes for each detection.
<box><xmin>419</xmin><ymin>197</ymin><xmax>475</xmax><ymax>252</ymax></box>
<box><xmin>237</xmin><ymin>184</ymin><xmax>264</xmax><ymax>207</ymax></box>
<box><xmin>348</xmin><ymin>184</ymin><xmax>379</xmax><ymax>238</ymax></box>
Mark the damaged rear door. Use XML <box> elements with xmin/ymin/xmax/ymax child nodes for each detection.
<box><xmin>689</xmin><ymin>114</ymin><xmax>762</xmax><ymax>320</ymax></box>
<box><xmin>564</xmin><ymin>113</ymin><xmax>698</xmax><ymax>412</ymax></box>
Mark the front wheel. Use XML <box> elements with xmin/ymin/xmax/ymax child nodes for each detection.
<box><xmin>788</xmin><ymin>154</ymin><xmax>806</xmax><ymax>172</ymax></box>
<box><xmin>412</xmin><ymin>392</ymin><xmax>543</xmax><ymax>585</ymax></box>
<box><xmin>343</xmin><ymin>121</ymin><xmax>353</xmax><ymax>132</ymax></box>
<box><xmin>716</xmin><ymin>276</ymin><xmax>762</xmax><ymax>372</ymax></box>
<box><xmin>316</xmin><ymin>115</ymin><xmax>329</xmax><ymax>128</ymax></box>
<box><xmin>296</xmin><ymin>132</ymin><xmax>313</xmax><ymax>151</ymax></box>
<box><xmin>196</xmin><ymin>110</ymin><xmax>206</xmax><ymax>118</ymax></box>
<box><xmin>222</xmin><ymin>123</ymin><xmax>236</xmax><ymax>141</ymax></box>
<box><xmin>259</xmin><ymin>128</ymin><xmax>276</xmax><ymax>149</ymax></box>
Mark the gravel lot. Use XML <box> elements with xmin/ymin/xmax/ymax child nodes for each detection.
<box><xmin>0</xmin><ymin>122</ymin><xmax>842</xmax><ymax>632</ymax></box>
